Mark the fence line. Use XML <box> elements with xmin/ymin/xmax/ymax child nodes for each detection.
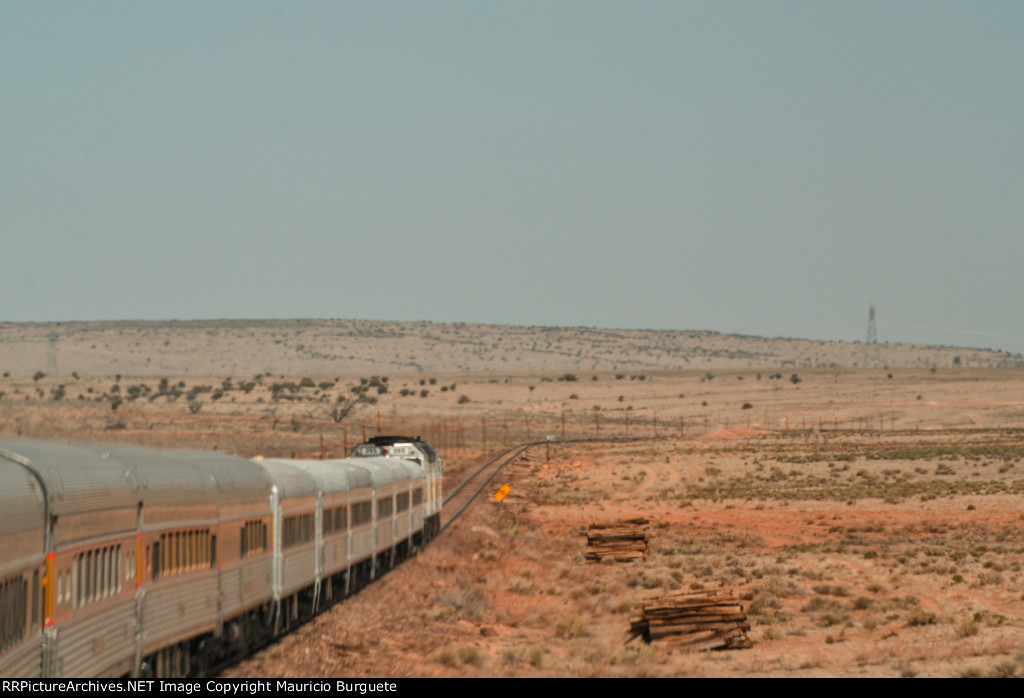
<box><xmin>291</xmin><ymin>409</ymin><xmax>907</xmax><ymax>461</ymax></box>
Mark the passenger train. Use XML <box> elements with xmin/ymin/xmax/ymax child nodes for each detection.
<box><xmin>0</xmin><ymin>435</ymin><xmax>442</xmax><ymax>678</ymax></box>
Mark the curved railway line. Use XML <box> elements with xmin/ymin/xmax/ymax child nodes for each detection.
<box><xmin>5</xmin><ymin>434</ymin><xmax>664</xmax><ymax>679</ymax></box>
<box><xmin>439</xmin><ymin>436</ymin><xmax>663</xmax><ymax>531</ymax></box>
<box><xmin>440</xmin><ymin>443</ymin><xmax>533</xmax><ymax>531</ymax></box>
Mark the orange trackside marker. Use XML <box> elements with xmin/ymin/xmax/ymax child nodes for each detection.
<box><xmin>495</xmin><ymin>485</ymin><xmax>510</xmax><ymax>502</ymax></box>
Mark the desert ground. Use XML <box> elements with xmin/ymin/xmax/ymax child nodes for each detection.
<box><xmin>2</xmin><ymin>320</ymin><xmax>1023</xmax><ymax>677</ymax></box>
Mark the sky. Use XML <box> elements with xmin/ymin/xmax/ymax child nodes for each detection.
<box><xmin>3</xmin><ymin>2</ymin><xmax>1023</xmax><ymax>354</ymax></box>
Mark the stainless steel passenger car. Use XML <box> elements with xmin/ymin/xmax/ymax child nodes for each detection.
<box><xmin>0</xmin><ymin>437</ymin><xmax>434</xmax><ymax>678</ymax></box>
<box><xmin>349</xmin><ymin>435</ymin><xmax>442</xmax><ymax>537</ymax></box>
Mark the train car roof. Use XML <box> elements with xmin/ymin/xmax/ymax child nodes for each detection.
<box><xmin>266</xmin><ymin>458</ymin><xmax>356</xmax><ymax>493</ymax></box>
<box><xmin>134</xmin><ymin>447</ymin><xmax>273</xmax><ymax>505</ymax></box>
<box><xmin>96</xmin><ymin>444</ymin><xmax>221</xmax><ymax>510</ymax></box>
<box><xmin>0</xmin><ymin>437</ymin><xmax>143</xmax><ymax>516</ymax></box>
<box><xmin>0</xmin><ymin>460</ymin><xmax>46</xmax><ymax>575</ymax></box>
<box><xmin>256</xmin><ymin>458</ymin><xmax>322</xmax><ymax>499</ymax></box>
<box><xmin>346</xmin><ymin>456</ymin><xmax>425</xmax><ymax>486</ymax></box>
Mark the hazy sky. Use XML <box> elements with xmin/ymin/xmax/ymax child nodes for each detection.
<box><xmin>4</xmin><ymin>2</ymin><xmax>1022</xmax><ymax>354</ymax></box>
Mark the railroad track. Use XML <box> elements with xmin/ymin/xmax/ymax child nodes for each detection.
<box><xmin>438</xmin><ymin>436</ymin><xmax>661</xmax><ymax>531</ymax></box>
<box><xmin>440</xmin><ymin>442</ymin><xmax>534</xmax><ymax>531</ymax></box>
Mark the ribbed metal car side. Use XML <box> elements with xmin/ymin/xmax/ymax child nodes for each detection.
<box><xmin>260</xmin><ymin>457</ymin><xmax>425</xmax><ymax>601</ymax></box>
<box><xmin>359</xmin><ymin>457</ymin><xmax>425</xmax><ymax>561</ymax></box>
<box><xmin>0</xmin><ymin>439</ymin><xmax>142</xmax><ymax>678</ymax></box>
<box><xmin>349</xmin><ymin>437</ymin><xmax>441</xmax><ymax>536</ymax></box>
<box><xmin>197</xmin><ymin>456</ymin><xmax>274</xmax><ymax>629</ymax></box>
<box><xmin>272</xmin><ymin>461</ymin><xmax>351</xmax><ymax>589</ymax></box>
<box><xmin>349</xmin><ymin>458</ymin><xmax>418</xmax><ymax>566</ymax></box>
<box><xmin>0</xmin><ymin>438</ymin><xmax>438</xmax><ymax>678</ymax></box>
<box><xmin>256</xmin><ymin>460</ymin><xmax>319</xmax><ymax>631</ymax></box>
<box><xmin>119</xmin><ymin>446</ymin><xmax>221</xmax><ymax>676</ymax></box>
<box><xmin>0</xmin><ymin>456</ymin><xmax>46</xmax><ymax>678</ymax></box>
<box><xmin>338</xmin><ymin>462</ymin><xmax>376</xmax><ymax>585</ymax></box>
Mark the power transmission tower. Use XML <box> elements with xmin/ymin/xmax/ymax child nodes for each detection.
<box><xmin>863</xmin><ymin>304</ymin><xmax>880</xmax><ymax>368</ymax></box>
<box><xmin>46</xmin><ymin>333</ymin><xmax>59</xmax><ymax>376</ymax></box>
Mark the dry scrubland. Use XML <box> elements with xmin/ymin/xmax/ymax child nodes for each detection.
<box><xmin>2</xmin><ymin>320</ymin><xmax>1024</xmax><ymax>677</ymax></box>
<box><xmin>1</xmin><ymin>318</ymin><xmax>1019</xmax><ymax>378</ymax></box>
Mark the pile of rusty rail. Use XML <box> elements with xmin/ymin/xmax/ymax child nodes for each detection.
<box><xmin>584</xmin><ymin>518</ymin><xmax>650</xmax><ymax>563</ymax></box>
<box><xmin>629</xmin><ymin>589</ymin><xmax>751</xmax><ymax>651</ymax></box>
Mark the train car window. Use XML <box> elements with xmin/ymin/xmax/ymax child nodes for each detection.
<box><xmin>85</xmin><ymin>550</ymin><xmax>93</xmax><ymax>604</ymax></box>
<box><xmin>0</xmin><ymin>575</ymin><xmax>28</xmax><ymax>652</ymax></box>
<box><xmin>75</xmin><ymin>555</ymin><xmax>83</xmax><ymax>608</ymax></box>
<box><xmin>396</xmin><ymin>492</ymin><xmax>410</xmax><ymax>513</ymax></box>
<box><xmin>80</xmin><ymin>552</ymin><xmax>87</xmax><ymax>605</ymax></box>
<box><xmin>378</xmin><ymin>497</ymin><xmax>393</xmax><ymax>518</ymax></box>
<box><xmin>241</xmin><ymin>520</ymin><xmax>267</xmax><ymax>557</ymax></box>
<box><xmin>151</xmin><ymin>542</ymin><xmax>161</xmax><ymax>579</ymax></box>
<box><xmin>154</xmin><ymin>530</ymin><xmax>211</xmax><ymax>578</ymax></box>
<box><xmin>31</xmin><ymin>570</ymin><xmax>40</xmax><ymax>632</ymax></box>
<box><xmin>283</xmin><ymin>514</ymin><xmax>314</xmax><ymax>548</ymax></box>
<box><xmin>351</xmin><ymin>501</ymin><xmax>372</xmax><ymax>526</ymax></box>
<box><xmin>324</xmin><ymin>506</ymin><xmax>345</xmax><ymax>535</ymax></box>
<box><xmin>413</xmin><ymin>488</ymin><xmax>424</xmax><ymax>506</ymax></box>
<box><xmin>101</xmin><ymin>548</ymin><xmax>109</xmax><ymax>596</ymax></box>
<box><xmin>71</xmin><ymin>544</ymin><xmax>123</xmax><ymax>608</ymax></box>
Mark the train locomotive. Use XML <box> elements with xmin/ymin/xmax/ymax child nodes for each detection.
<box><xmin>0</xmin><ymin>436</ymin><xmax>442</xmax><ymax>678</ymax></box>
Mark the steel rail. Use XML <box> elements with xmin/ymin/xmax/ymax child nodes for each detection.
<box><xmin>440</xmin><ymin>443</ymin><xmax>533</xmax><ymax>531</ymax></box>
